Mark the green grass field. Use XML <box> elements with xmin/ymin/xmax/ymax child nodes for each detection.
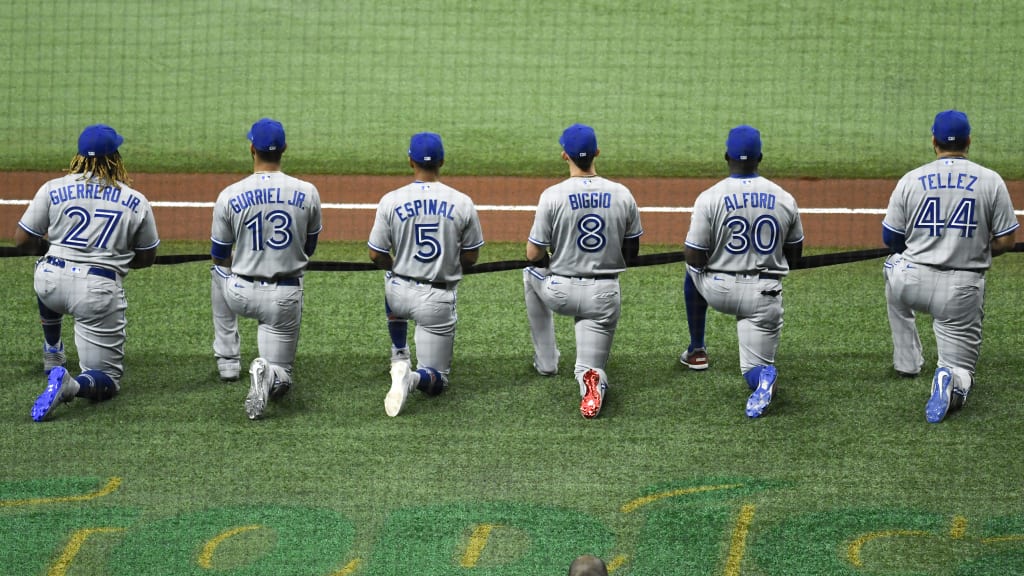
<box><xmin>2</xmin><ymin>242</ymin><xmax>1023</xmax><ymax>575</ymax></box>
<box><xmin>2</xmin><ymin>1</ymin><xmax>1023</xmax><ymax>178</ymax></box>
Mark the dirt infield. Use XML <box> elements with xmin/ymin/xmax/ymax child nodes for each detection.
<box><xmin>3</xmin><ymin>172</ymin><xmax>1022</xmax><ymax>247</ymax></box>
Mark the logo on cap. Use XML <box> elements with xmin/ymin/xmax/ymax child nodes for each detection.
<box><xmin>408</xmin><ymin>132</ymin><xmax>444</xmax><ymax>165</ymax></box>
<box><xmin>726</xmin><ymin>125</ymin><xmax>762</xmax><ymax>161</ymax></box>
<box><xmin>560</xmin><ymin>124</ymin><xmax>598</xmax><ymax>159</ymax></box>
<box><xmin>932</xmin><ymin>109</ymin><xmax>970</xmax><ymax>143</ymax></box>
<box><xmin>77</xmin><ymin>124</ymin><xmax>124</xmax><ymax>157</ymax></box>
<box><xmin>248</xmin><ymin>118</ymin><xmax>287</xmax><ymax>152</ymax></box>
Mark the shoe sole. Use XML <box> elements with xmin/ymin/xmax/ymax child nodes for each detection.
<box><xmin>680</xmin><ymin>358</ymin><xmax>709</xmax><ymax>371</ymax></box>
<box><xmin>926</xmin><ymin>368</ymin><xmax>952</xmax><ymax>423</ymax></box>
<box><xmin>245</xmin><ymin>360</ymin><xmax>270</xmax><ymax>420</ymax></box>
<box><xmin>580</xmin><ymin>369</ymin><xmax>604</xmax><ymax>419</ymax></box>
<box><xmin>745</xmin><ymin>366</ymin><xmax>777</xmax><ymax>418</ymax></box>
<box><xmin>385</xmin><ymin>362</ymin><xmax>411</xmax><ymax>417</ymax></box>
<box><xmin>32</xmin><ymin>367</ymin><xmax>69</xmax><ymax>422</ymax></box>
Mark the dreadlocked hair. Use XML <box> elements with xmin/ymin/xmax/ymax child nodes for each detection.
<box><xmin>69</xmin><ymin>152</ymin><xmax>131</xmax><ymax>187</ymax></box>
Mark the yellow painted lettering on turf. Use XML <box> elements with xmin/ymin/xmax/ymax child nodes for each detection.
<box><xmin>722</xmin><ymin>504</ymin><xmax>756</xmax><ymax>576</ymax></box>
<box><xmin>47</xmin><ymin>527</ymin><xmax>125</xmax><ymax>576</ymax></box>
<box><xmin>1</xmin><ymin>477</ymin><xmax>122</xmax><ymax>507</ymax></box>
<box><xmin>197</xmin><ymin>524</ymin><xmax>263</xmax><ymax>569</ymax></box>
<box><xmin>620</xmin><ymin>483</ymin><xmax>743</xmax><ymax>514</ymax></box>
<box><xmin>846</xmin><ymin>530</ymin><xmax>930</xmax><ymax>567</ymax></box>
<box><xmin>950</xmin><ymin>515</ymin><xmax>968</xmax><ymax>539</ymax></box>
<box><xmin>459</xmin><ymin>523</ymin><xmax>499</xmax><ymax>568</ymax></box>
<box><xmin>329</xmin><ymin>558</ymin><xmax>362</xmax><ymax>575</ymax></box>
<box><xmin>606</xmin><ymin>554</ymin><xmax>628</xmax><ymax>573</ymax></box>
<box><xmin>982</xmin><ymin>534</ymin><xmax>1024</xmax><ymax>544</ymax></box>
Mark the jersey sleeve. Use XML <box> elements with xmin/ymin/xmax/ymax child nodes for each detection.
<box><xmin>528</xmin><ymin>192</ymin><xmax>552</xmax><ymax>247</ymax></box>
<box><xmin>132</xmin><ymin>197</ymin><xmax>160</xmax><ymax>250</ymax></box>
<box><xmin>990</xmin><ymin>176</ymin><xmax>1020</xmax><ymax>237</ymax></box>
<box><xmin>684</xmin><ymin>193</ymin><xmax>712</xmax><ymax>251</ymax></box>
<box><xmin>785</xmin><ymin>196</ymin><xmax>804</xmax><ymax>244</ymax></box>
<box><xmin>210</xmin><ymin>191</ymin><xmax>236</xmax><ymax>246</ymax></box>
<box><xmin>367</xmin><ymin>195</ymin><xmax>393</xmax><ymax>253</ymax></box>
<box><xmin>624</xmin><ymin>190</ymin><xmax>644</xmax><ymax>239</ymax></box>
<box><xmin>461</xmin><ymin>201</ymin><xmax>485</xmax><ymax>251</ymax></box>
<box><xmin>882</xmin><ymin>177</ymin><xmax>910</xmax><ymax>235</ymax></box>
<box><xmin>307</xmin><ymin>185</ymin><xmax>324</xmax><ymax>236</ymax></box>
<box><xmin>17</xmin><ymin>183</ymin><xmax>53</xmax><ymax>238</ymax></box>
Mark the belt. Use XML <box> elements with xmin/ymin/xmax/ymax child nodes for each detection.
<box><xmin>709</xmin><ymin>270</ymin><xmax>782</xmax><ymax>281</ymax></box>
<box><xmin>394</xmin><ymin>273</ymin><xmax>454</xmax><ymax>290</ymax></box>
<box><xmin>45</xmin><ymin>256</ymin><xmax>117</xmax><ymax>281</ymax></box>
<box><xmin>237</xmin><ymin>274</ymin><xmax>301</xmax><ymax>286</ymax></box>
<box><xmin>568</xmin><ymin>274</ymin><xmax>619</xmax><ymax>281</ymax></box>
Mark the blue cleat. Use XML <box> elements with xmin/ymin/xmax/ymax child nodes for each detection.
<box><xmin>745</xmin><ymin>365</ymin><xmax>777</xmax><ymax>418</ymax></box>
<box><xmin>925</xmin><ymin>367</ymin><xmax>953</xmax><ymax>423</ymax></box>
<box><xmin>32</xmin><ymin>366</ymin><xmax>74</xmax><ymax>422</ymax></box>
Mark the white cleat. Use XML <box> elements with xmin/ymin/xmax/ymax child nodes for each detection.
<box><xmin>218</xmin><ymin>359</ymin><xmax>241</xmax><ymax>382</ymax></box>
<box><xmin>246</xmin><ymin>358</ymin><xmax>272</xmax><ymax>420</ymax></box>
<box><xmin>385</xmin><ymin>361</ymin><xmax>414</xmax><ymax>417</ymax></box>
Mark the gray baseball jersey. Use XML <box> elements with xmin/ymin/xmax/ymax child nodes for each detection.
<box><xmin>883</xmin><ymin>157</ymin><xmax>1018</xmax><ymax>270</ymax></box>
<box><xmin>368</xmin><ymin>180</ymin><xmax>484</xmax><ymax>283</ymax></box>
<box><xmin>528</xmin><ymin>176</ymin><xmax>643</xmax><ymax>277</ymax></box>
<box><xmin>685</xmin><ymin>175</ymin><xmax>803</xmax><ymax>275</ymax></box>
<box><xmin>211</xmin><ymin>172</ymin><xmax>322</xmax><ymax>278</ymax></box>
<box><xmin>19</xmin><ymin>173</ymin><xmax>160</xmax><ymax>385</ymax></box>
<box><xmin>19</xmin><ymin>174</ymin><xmax>160</xmax><ymax>275</ymax></box>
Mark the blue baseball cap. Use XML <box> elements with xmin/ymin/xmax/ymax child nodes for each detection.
<box><xmin>932</xmin><ymin>109</ymin><xmax>970</xmax><ymax>143</ymax></box>
<box><xmin>77</xmin><ymin>124</ymin><xmax>124</xmax><ymax>157</ymax></box>
<box><xmin>248</xmin><ymin>118</ymin><xmax>286</xmax><ymax>152</ymax></box>
<box><xmin>559</xmin><ymin>123</ymin><xmax>597</xmax><ymax>159</ymax></box>
<box><xmin>726</xmin><ymin>125</ymin><xmax>762</xmax><ymax>161</ymax></box>
<box><xmin>408</xmin><ymin>132</ymin><xmax>444</xmax><ymax>164</ymax></box>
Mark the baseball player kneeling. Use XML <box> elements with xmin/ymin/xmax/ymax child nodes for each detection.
<box><xmin>15</xmin><ymin>124</ymin><xmax>160</xmax><ymax>422</ymax></box>
<box><xmin>882</xmin><ymin>110</ymin><xmax>1018</xmax><ymax>423</ymax></box>
<box><xmin>682</xmin><ymin>125</ymin><xmax>804</xmax><ymax>418</ymax></box>
<box><xmin>210</xmin><ymin>118</ymin><xmax>323</xmax><ymax>420</ymax></box>
<box><xmin>368</xmin><ymin>133</ymin><xmax>484</xmax><ymax>417</ymax></box>
<box><xmin>524</xmin><ymin>124</ymin><xmax>643</xmax><ymax>419</ymax></box>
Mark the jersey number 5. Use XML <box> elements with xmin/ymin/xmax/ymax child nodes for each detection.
<box><xmin>414</xmin><ymin>223</ymin><xmax>442</xmax><ymax>262</ymax></box>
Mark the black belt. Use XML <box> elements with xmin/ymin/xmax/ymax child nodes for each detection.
<box><xmin>237</xmin><ymin>274</ymin><xmax>301</xmax><ymax>286</ymax></box>
<box><xmin>709</xmin><ymin>270</ymin><xmax>782</xmax><ymax>281</ymax></box>
<box><xmin>394</xmin><ymin>274</ymin><xmax>453</xmax><ymax>290</ymax></box>
<box><xmin>44</xmin><ymin>256</ymin><xmax>117</xmax><ymax>281</ymax></box>
<box><xmin>568</xmin><ymin>274</ymin><xmax>619</xmax><ymax>281</ymax></box>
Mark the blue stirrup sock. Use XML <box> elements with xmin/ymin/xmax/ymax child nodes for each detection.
<box><xmin>415</xmin><ymin>368</ymin><xmax>446</xmax><ymax>396</ymax></box>
<box><xmin>384</xmin><ymin>298</ymin><xmax>408</xmax><ymax>350</ymax></box>
<box><xmin>75</xmin><ymin>370</ymin><xmax>118</xmax><ymax>401</ymax></box>
<box><xmin>684</xmin><ymin>274</ymin><xmax>708</xmax><ymax>352</ymax></box>
<box><xmin>38</xmin><ymin>298</ymin><xmax>63</xmax><ymax>346</ymax></box>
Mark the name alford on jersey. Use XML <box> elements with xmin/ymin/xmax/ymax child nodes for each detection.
<box><xmin>723</xmin><ymin>192</ymin><xmax>777</xmax><ymax>213</ymax></box>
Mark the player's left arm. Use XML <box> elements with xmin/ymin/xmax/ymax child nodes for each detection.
<box><xmin>369</xmin><ymin>248</ymin><xmax>394</xmax><ymax>270</ymax></box>
<box><xmin>460</xmin><ymin>248</ymin><xmax>480</xmax><ymax>270</ymax></box>
<box><xmin>621</xmin><ymin>236</ymin><xmax>640</xmax><ymax>266</ymax></box>
<box><xmin>783</xmin><ymin>240</ymin><xmax>803</xmax><ymax>268</ymax></box>
<box><xmin>526</xmin><ymin>241</ymin><xmax>550</xmax><ymax>268</ymax></box>
<box><xmin>991</xmin><ymin>229</ymin><xmax>1017</xmax><ymax>257</ymax></box>
<box><xmin>13</xmin><ymin>226</ymin><xmax>49</xmax><ymax>256</ymax></box>
<box><xmin>684</xmin><ymin>246</ymin><xmax>709</xmax><ymax>271</ymax></box>
<box><xmin>129</xmin><ymin>247</ymin><xmax>158</xmax><ymax>269</ymax></box>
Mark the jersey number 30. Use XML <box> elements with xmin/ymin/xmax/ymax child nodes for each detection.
<box><xmin>724</xmin><ymin>214</ymin><xmax>780</xmax><ymax>254</ymax></box>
